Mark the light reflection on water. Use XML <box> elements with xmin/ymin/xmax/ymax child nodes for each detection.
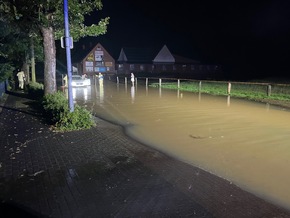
<box><xmin>72</xmin><ymin>79</ymin><xmax>290</xmax><ymax>210</ymax></box>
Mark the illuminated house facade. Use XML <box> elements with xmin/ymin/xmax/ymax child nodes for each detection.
<box><xmin>74</xmin><ymin>43</ymin><xmax>115</xmax><ymax>76</ymax></box>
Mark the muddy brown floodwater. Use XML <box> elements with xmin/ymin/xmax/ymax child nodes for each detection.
<box><xmin>71</xmin><ymin>79</ymin><xmax>290</xmax><ymax>210</ymax></box>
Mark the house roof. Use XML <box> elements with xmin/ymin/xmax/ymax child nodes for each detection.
<box><xmin>173</xmin><ymin>54</ymin><xmax>200</xmax><ymax>64</ymax></box>
<box><xmin>80</xmin><ymin>42</ymin><xmax>114</xmax><ymax>63</ymax></box>
<box><xmin>117</xmin><ymin>47</ymin><xmax>159</xmax><ymax>63</ymax></box>
<box><xmin>71</xmin><ymin>36</ymin><xmax>119</xmax><ymax>63</ymax></box>
<box><xmin>69</xmin><ymin>37</ymin><xmax>203</xmax><ymax>66</ymax></box>
<box><xmin>118</xmin><ymin>44</ymin><xmax>201</xmax><ymax>65</ymax></box>
<box><xmin>153</xmin><ymin>45</ymin><xmax>175</xmax><ymax>63</ymax></box>
<box><xmin>153</xmin><ymin>45</ymin><xmax>200</xmax><ymax>64</ymax></box>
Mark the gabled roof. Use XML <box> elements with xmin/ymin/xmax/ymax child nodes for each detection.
<box><xmin>153</xmin><ymin>45</ymin><xmax>200</xmax><ymax>64</ymax></box>
<box><xmin>153</xmin><ymin>45</ymin><xmax>175</xmax><ymax>63</ymax></box>
<box><xmin>71</xmin><ymin>36</ymin><xmax>119</xmax><ymax>63</ymax></box>
<box><xmin>118</xmin><ymin>48</ymin><xmax>128</xmax><ymax>62</ymax></box>
<box><xmin>117</xmin><ymin>47</ymin><xmax>159</xmax><ymax>63</ymax></box>
<box><xmin>81</xmin><ymin>42</ymin><xmax>114</xmax><ymax>62</ymax></box>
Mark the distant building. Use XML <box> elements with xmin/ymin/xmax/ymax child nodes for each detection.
<box><xmin>117</xmin><ymin>45</ymin><xmax>220</xmax><ymax>79</ymax></box>
<box><xmin>117</xmin><ymin>46</ymin><xmax>159</xmax><ymax>75</ymax></box>
<box><xmin>72</xmin><ymin>40</ymin><xmax>221</xmax><ymax>79</ymax></box>
<box><xmin>152</xmin><ymin>45</ymin><xmax>200</xmax><ymax>75</ymax></box>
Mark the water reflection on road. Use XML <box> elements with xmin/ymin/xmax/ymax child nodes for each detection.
<box><xmin>72</xmin><ymin>79</ymin><xmax>290</xmax><ymax>210</ymax></box>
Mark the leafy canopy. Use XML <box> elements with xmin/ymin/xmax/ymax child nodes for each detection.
<box><xmin>1</xmin><ymin>0</ymin><xmax>109</xmax><ymax>40</ymax></box>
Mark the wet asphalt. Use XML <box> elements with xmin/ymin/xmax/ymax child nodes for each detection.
<box><xmin>1</xmin><ymin>91</ymin><xmax>290</xmax><ymax>218</ymax></box>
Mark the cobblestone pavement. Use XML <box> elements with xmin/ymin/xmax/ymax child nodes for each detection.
<box><xmin>1</xmin><ymin>92</ymin><xmax>290</xmax><ymax>218</ymax></box>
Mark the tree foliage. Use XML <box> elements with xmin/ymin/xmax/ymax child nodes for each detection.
<box><xmin>3</xmin><ymin>0</ymin><xmax>109</xmax><ymax>39</ymax></box>
<box><xmin>0</xmin><ymin>62</ymin><xmax>14</xmax><ymax>82</ymax></box>
<box><xmin>0</xmin><ymin>16</ymin><xmax>20</xmax><ymax>81</ymax></box>
<box><xmin>0</xmin><ymin>0</ymin><xmax>109</xmax><ymax>94</ymax></box>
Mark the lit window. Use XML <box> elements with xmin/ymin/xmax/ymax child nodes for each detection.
<box><xmin>96</xmin><ymin>61</ymin><xmax>103</xmax><ymax>66</ymax></box>
<box><xmin>118</xmin><ymin>64</ymin><xmax>123</xmax><ymax>70</ymax></box>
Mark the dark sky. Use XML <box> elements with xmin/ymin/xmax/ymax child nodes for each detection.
<box><xmin>86</xmin><ymin>0</ymin><xmax>290</xmax><ymax>80</ymax></box>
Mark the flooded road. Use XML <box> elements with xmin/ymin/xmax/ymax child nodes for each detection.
<box><xmin>72</xmin><ymin>79</ymin><xmax>290</xmax><ymax>210</ymax></box>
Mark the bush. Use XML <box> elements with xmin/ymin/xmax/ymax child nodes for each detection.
<box><xmin>42</xmin><ymin>91</ymin><xmax>68</xmax><ymax>124</ymax></box>
<box><xmin>56</xmin><ymin>104</ymin><xmax>95</xmax><ymax>131</ymax></box>
<box><xmin>27</xmin><ymin>82</ymin><xmax>44</xmax><ymax>99</ymax></box>
<box><xmin>41</xmin><ymin>91</ymin><xmax>95</xmax><ymax>131</ymax></box>
<box><xmin>0</xmin><ymin>63</ymin><xmax>14</xmax><ymax>82</ymax></box>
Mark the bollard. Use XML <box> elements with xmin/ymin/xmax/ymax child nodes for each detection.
<box><xmin>159</xmin><ymin>78</ymin><xmax>162</xmax><ymax>87</ymax></box>
<box><xmin>227</xmin><ymin>82</ymin><xmax>231</xmax><ymax>95</ymax></box>
<box><xmin>227</xmin><ymin>95</ymin><xmax>231</xmax><ymax>107</ymax></box>
<box><xmin>198</xmin><ymin>81</ymin><xmax>202</xmax><ymax>92</ymax></box>
<box><xmin>61</xmin><ymin>85</ymin><xmax>65</xmax><ymax>92</ymax></box>
<box><xmin>61</xmin><ymin>74</ymin><xmax>64</xmax><ymax>86</ymax></box>
<box><xmin>177</xmin><ymin>79</ymin><xmax>180</xmax><ymax>89</ymax></box>
<box><xmin>146</xmin><ymin>78</ymin><xmax>148</xmax><ymax>87</ymax></box>
<box><xmin>116</xmin><ymin>76</ymin><xmax>119</xmax><ymax>84</ymax></box>
<box><xmin>267</xmin><ymin>85</ymin><xmax>271</xmax><ymax>96</ymax></box>
<box><xmin>125</xmin><ymin>77</ymin><xmax>127</xmax><ymax>85</ymax></box>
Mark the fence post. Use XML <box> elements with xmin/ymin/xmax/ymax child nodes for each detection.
<box><xmin>198</xmin><ymin>81</ymin><xmax>202</xmax><ymax>92</ymax></box>
<box><xmin>267</xmin><ymin>84</ymin><xmax>271</xmax><ymax>96</ymax></box>
<box><xmin>177</xmin><ymin>79</ymin><xmax>180</xmax><ymax>89</ymax></box>
<box><xmin>227</xmin><ymin>95</ymin><xmax>231</xmax><ymax>107</ymax></box>
<box><xmin>227</xmin><ymin>82</ymin><xmax>231</xmax><ymax>95</ymax></box>
<box><xmin>159</xmin><ymin>78</ymin><xmax>162</xmax><ymax>87</ymax></box>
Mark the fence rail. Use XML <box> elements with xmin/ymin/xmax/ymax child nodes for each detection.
<box><xmin>113</xmin><ymin>76</ymin><xmax>290</xmax><ymax>100</ymax></box>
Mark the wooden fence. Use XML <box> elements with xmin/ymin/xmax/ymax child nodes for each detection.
<box><xmin>113</xmin><ymin>76</ymin><xmax>290</xmax><ymax>98</ymax></box>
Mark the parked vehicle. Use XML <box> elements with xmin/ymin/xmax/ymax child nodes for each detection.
<box><xmin>71</xmin><ymin>75</ymin><xmax>91</xmax><ymax>87</ymax></box>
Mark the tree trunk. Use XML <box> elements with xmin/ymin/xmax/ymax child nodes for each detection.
<box><xmin>24</xmin><ymin>52</ymin><xmax>30</xmax><ymax>82</ymax></box>
<box><xmin>30</xmin><ymin>36</ymin><xmax>36</xmax><ymax>83</ymax></box>
<box><xmin>41</xmin><ymin>26</ymin><xmax>56</xmax><ymax>95</ymax></box>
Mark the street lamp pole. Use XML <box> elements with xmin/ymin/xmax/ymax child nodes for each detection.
<box><xmin>63</xmin><ymin>0</ymin><xmax>74</xmax><ymax>112</ymax></box>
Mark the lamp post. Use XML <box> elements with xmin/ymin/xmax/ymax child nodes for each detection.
<box><xmin>63</xmin><ymin>0</ymin><xmax>74</xmax><ymax>112</ymax></box>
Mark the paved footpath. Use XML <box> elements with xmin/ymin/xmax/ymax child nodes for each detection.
<box><xmin>1</xmin><ymin>92</ymin><xmax>290</xmax><ymax>218</ymax></box>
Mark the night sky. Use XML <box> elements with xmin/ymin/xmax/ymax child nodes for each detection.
<box><xmin>85</xmin><ymin>0</ymin><xmax>290</xmax><ymax>80</ymax></box>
